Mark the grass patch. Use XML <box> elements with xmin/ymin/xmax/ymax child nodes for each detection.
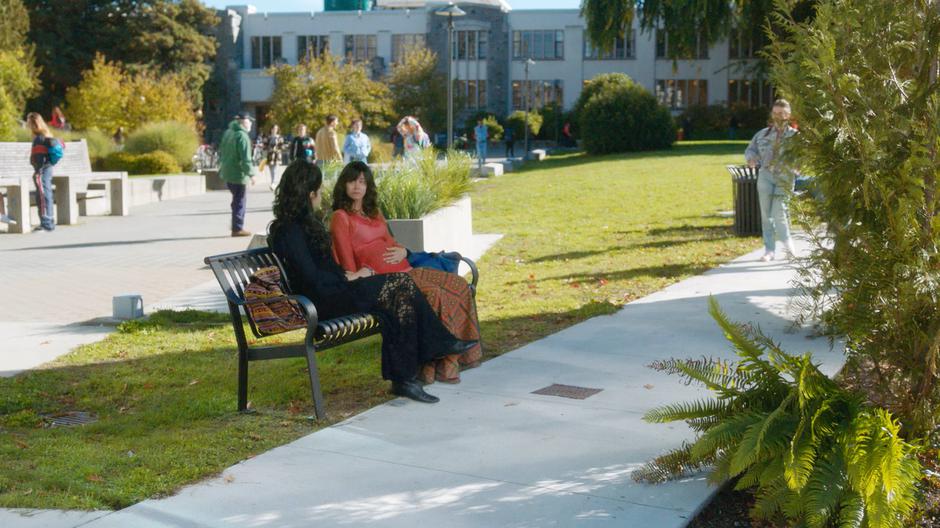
<box><xmin>0</xmin><ymin>141</ymin><xmax>758</xmax><ymax>510</ymax></box>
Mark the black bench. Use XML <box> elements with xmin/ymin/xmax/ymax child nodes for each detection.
<box><xmin>204</xmin><ymin>246</ymin><xmax>480</xmax><ymax>420</ymax></box>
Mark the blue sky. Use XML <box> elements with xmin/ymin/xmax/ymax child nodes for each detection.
<box><xmin>202</xmin><ymin>0</ymin><xmax>582</xmax><ymax>12</ymax></box>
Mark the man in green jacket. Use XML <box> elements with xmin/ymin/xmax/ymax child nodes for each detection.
<box><xmin>219</xmin><ymin>112</ymin><xmax>256</xmax><ymax>237</ymax></box>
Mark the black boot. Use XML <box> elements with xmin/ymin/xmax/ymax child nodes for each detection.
<box><xmin>391</xmin><ymin>379</ymin><xmax>440</xmax><ymax>403</ymax></box>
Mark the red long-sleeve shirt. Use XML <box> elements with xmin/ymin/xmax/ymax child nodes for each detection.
<box><xmin>330</xmin><ymin>209</ymin><xmax>412</xmax><ymax>274</ymax></box>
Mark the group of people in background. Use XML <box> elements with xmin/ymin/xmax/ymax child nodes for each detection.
<box><xmin>218</xmin><ymin>113</ymin><xmax>437</xmax><ymax>239</ymax></box>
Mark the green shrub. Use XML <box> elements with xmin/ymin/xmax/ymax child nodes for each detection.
<box><xmin>78</xmin><ymin>128</ymin><xmax>116</xmax><ymax>167</ymax></box>
<box><xmin>579</xmin><ymin>80</ymin><xmax>674</xmax><ymax>154</ymax></box>
<box><xmin>101</xmin><ymin>150</ymin><xmax>180</xmax><ymax>175</ymax></box>
<box><xmin>635</xmin><ymin>298</ymin><xmax>921</xmax><ymax>527</ymax></box>
<box><xmin>101</xmin><ymin>151</ymin><xmax>138</xmax><ymax>173</ymax></box>
<box><xmin>125</xmin><ymin>121</ymin><xmax>198</xmax><ymax>170</ymax></box>
<box><xmin>133</xmin><ymin>151</ymin><xmax>181</xmax><ymax>175</ymax></box>
<box><xmin>463</xmin><ymin>112</ymin><xmax>504</xmax><ymax>142</ymax></box>
<box><xmin>505</xmin><ymin>110</ymin><xmax>542</xmax><ymax>141</ymax></box>
<box><xmin>536</xmin><ymin>101</ymin><xmax>568</xmax><ymax>141</ymax></box>
<box><xmin>677</xmin><ymin>105</ymin><xmax>731</xmax><ymax>136</ymax></box>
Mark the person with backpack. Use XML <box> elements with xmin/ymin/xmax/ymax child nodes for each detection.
<box><xmin>27</xmin><ymin>112</ymin><xmax>63</xmax><ymax>232</ymax></box>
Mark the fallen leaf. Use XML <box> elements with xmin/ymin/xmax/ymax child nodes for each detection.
<box><xmin>86</xmin><ymin>474</ymin><xmax>104</xmax><ymax>483</ymax></box>
<box><xmin>13</xmin><ymin>438</ymin><xmax>28</xmax><ymax>449</ymax></box>
<box><xmin>504</xmin><ymin>402</ymin><xmax>518</xmax><ymax>407</ymax></box>
<box><xmin>188</xmin><ymin>379</ymin><xmax>199</xmax><ymax>386</ymax></box>
<box><xmin>39</xmin><ymin>341</ymin><xmax>50</xmax><ymax>345</ymax></box>
<box><xmin>570</xmin><ymin>282</ymin><xmax>581</xmax><ymax>289</ymax></box>
<box><xmin>248</xmin><ymin>432</ymin><xmax>262</xmax><ymax>441</ymax></box>
<box><xmin>279</xmin><ymin>421</ymin><xmax>292</xmax><ymax>427</ymax></box>
<box><xmin>22</xmin><ymin>488</ymin><xmax>32</xmax><ymax>495</ymax></box>
<box><xmin>528</xmin><ymin>274</ymin><xmax>535</xmax><ymax>280</ymax></box>
<box><xmin>224</xmin><ymin>474</ymin><xmax>236</xmax><ymax>483</ymax></box>
<box><xmin>598</xmin><ymin>279</ymin><xmax>608</xmax><ymax>287</ymax></box>
<box><xmin>643</xmin><ymin>384</ymin><xmax>655</xmax><ymax>390</ymax></box>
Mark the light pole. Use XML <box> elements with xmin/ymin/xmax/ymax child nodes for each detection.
<box><xmin>523</xmin><ymin>57</ymin><xmax>535</xmax><ymax>159</ymax></box>
<box><xmin>435</xmin><ymin>3</ymin><xmax>465</xmax><ymax>151</ymax></box>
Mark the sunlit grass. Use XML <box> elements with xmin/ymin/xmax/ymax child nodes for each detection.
<box><xmin>0</xmin><ymin>141</ymin><xmax>758</xmax><ymax>510</ymax></box>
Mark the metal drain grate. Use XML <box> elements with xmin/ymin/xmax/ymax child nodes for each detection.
<box><xmin>45</xmin><ymin>411</ymin><xmax>98</xmax><ymax>427</ymax></box>
<box><xmin>531</xmin><ymin>384</ymin><xmax>603</xmax><ymax>400</ymax></box>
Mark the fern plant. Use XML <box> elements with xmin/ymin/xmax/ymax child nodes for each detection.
<box><xmin>634</xmin><ymin>297</ymin><xmax>921</xmax><ymax>528</ymax></box>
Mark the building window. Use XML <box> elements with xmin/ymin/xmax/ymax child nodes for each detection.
<box><xmin>655</xmin><ymin>30</ymin><xmax>708</xmax><ymax>60</ymax></box>
<box><xmin>728</xmin><ymin>27</ymin><xmax>767</xmax><ymax>60</ymax></box>
<box><xmin>297</xmin><ymin>35</ymin><xmax>329</xmax><ymax>63</ymax></box>
<box><xmin>584</xmin><ymin>31</ymin><xmax>635</xmax><ymax>60</ymax></box>
<box><xmin>512</xmin><ymin>30</ymin><xmax>564</xmax><ymax>60</ymax></box>
<box><xmin>455</xmin><ymin>79</ymin><xmax>487</xmax><ymax>109</ymax></box>
<box><xmin>511</xmin><ymin>80</ymin><xmax>564</xmax><ymax>110</ymax></box>
<box><xmin>392</xmin><ymin>34</ymin><xmax>426</xmax><ymax>64</ymax></box>
<box><xmin>452</xmin><ymin>30</ymin><xmax>487</xmax><ymax>60</ymax></box>
<box><xmin>728</xmin><ymin>79</ymin><xmax>774</xmax><ymax>107</ymax></box>
<box><xmin>251</xmin><ymin>36</ymin><xmax>283</xmax><ymax>69</ymax></box>
<box><xmin>655</xmin><ymin>79</ymin><xmax>708</xmax><ymax>110</ymax></box>
<box><xmin>345</xmin><ymin>34</ymin><xmax>377</xmax><ymax>63</ymax></box>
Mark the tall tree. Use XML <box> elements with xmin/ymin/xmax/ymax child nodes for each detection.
<box><xmin>0</xmin><ymin>0</ymin><xmax>38</xmax><ymax>138</ymax></box>
<box><xmin>23</xmin><ymin>0</ymin><xmax>217</xmax><ymax>113</ymax></box>
<box><xmin>580</xmin><ymin>0</ymin><xmax>814</xmax><ymax>62</ymax></box>
<box><xmin>386</xmin><ymin>46</ymin><xmax>450</xmax><ymax>134</ymax></box>
<box><xmin>267</xmin><ymin>54</ymin><xmax>393</xmax><ymax>135</ymax></box>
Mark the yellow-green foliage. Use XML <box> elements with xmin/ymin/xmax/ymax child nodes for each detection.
<box><xmin>506</xmin><ymin>110</ymin><xmax>543</xmax><ymax>139</ymax></box>
<box><xmin>0</xmin><ymin>47</ymin><xmax>38</xmax><ymax>140</ymax></box>
<box><xmin>102</xmin><ymin>150</ymin><xmax>180</xmax><ymax>175</ymax></box>
<box><xmin>65</xmin><ymin>55</ymin><xmax>196</xmax><ymax>134</ymax></box>
<box><xmin>635</xmin><ymin>298</ymin><xmax>921</xmax><ymax>528</ymax></box>
<box><xmin>268</xmin><ymin>53</ymin><xmax>393</xmax><ymax>134</ymax></box>
<box><xmin>367</xmin><ymin>140</ymin><xmax>394</xmax><ymax>164</ymax></box>
<box><xmin>124</xmin><ymin>121</ymin><xmax>198</xmax><ymax>170</ymax></box>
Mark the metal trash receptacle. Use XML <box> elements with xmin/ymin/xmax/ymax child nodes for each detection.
<box><xmin>725</xmin><ymin>165</ymin><xmax>761</xmax><ymax>237</ymax></box>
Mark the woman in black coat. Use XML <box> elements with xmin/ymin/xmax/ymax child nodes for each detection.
<box><xmin>267</xmin><ymin>160</ymin><xmax>476</xmax><ymax>403</ymax></box>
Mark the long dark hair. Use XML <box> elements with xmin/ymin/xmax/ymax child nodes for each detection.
<box><xmin>268</xmin><ymin>160</ymin><xmax>330</xmax><ymax>252</ymax></box>
<box><xmin>332</xmin><ymin>161</ymin><xmax>379</xmax><ymax>217</ymax></box>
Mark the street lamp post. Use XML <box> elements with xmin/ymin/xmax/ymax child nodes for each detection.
<box><xmin>523</xmin><ymin>57</ymin><xmax>535</xmax><ymax>159</ymax></box>
<box><xmin>435</xmin><ymin>3</ymin><xmax>466</xmax><ymax>151</ymax></box>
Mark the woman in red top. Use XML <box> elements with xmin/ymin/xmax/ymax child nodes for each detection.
<box><xmin>330</xmin><ymin>161</ymin><xmax>482</xmax><ymax>383</ymax></box>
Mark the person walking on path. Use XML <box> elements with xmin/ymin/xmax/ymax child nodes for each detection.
<box><xmin>745</xmin><ymin>99</ymin><xmax>799</xmax><ymax>261</ymax></box>
<box><xmin>343</xmin><ymin>118</ymin><xmax>372</xmax><ymax>163</ymax></box>
<box><xmin>263</xmin><ymin>124</ymin><xmax>283</xmax><ymax>190</ymax></box>
<box><xmin>504</xmin><ymin>125</ymin><xmax>515</xmax><ymax>158</ymax></box>
<box><xmin>397</xmin><ymin>116</ymin><xmax>430</xmax><ymax>160</ymax></box>
<box><xmin>219</xmin><ymin>112</ymin><xmax>256</xmax><ymax>237</ymax></box>
<box><xmin>27</xmin><ymin>113</ymin><xmax>61</xmax><ymax>232</ymax></box>
<box><xmin>474</xmin><ymin>118</ymin><xmax>488</xmax><ymax>170</ymax></box>
<box><xmin>315</xmin><ymin>115</ymin><xmax>342</xmax><ymax>165</ymax></box>
<box><xmin>289</xmin><ymin>124</ymin><xmax>315</xmax><ymax>163</ymax></box>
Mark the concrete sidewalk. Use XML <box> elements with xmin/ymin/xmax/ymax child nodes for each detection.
<box><xmin>0</xmin><ymin>185</ymin><xmax>276</xmax><ymax>377</ymax></box>
<box><xmin>58</xmin><ymin>243</ymin><xmax>841</xmax><ymax>528</ymax></box>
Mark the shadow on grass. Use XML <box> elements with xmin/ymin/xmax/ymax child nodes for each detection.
<box><xmin>505</xmin><ymin>262</ymin><xmax>715</xmax><ymax>286</ymax></box>
<box><xmin>526</xmin><ymin>246</ymin><xmax>624</xmax><ymax>263</ymax></box>
<box><xmin>514</xmin><ymin>141</ymin><xmax>748</xmax><ymax>174</ymax></box>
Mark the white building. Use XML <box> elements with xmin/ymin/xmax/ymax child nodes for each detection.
<box><xmin>208</xmin><ymin>1</ymin><xmax>772</xmax><ymax>135</ymax></box>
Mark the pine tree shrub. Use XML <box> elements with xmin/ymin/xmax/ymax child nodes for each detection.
<box><xmin>635</xmin><ymin>298</ymin><xmax>921</xmax><ymax>528</ymax></box>
<box><xmin>124</xmin><ymin>121</ymin><xmax>198</xmax><ymax>170</ymax></box>
<box><xmin>579</xmin><ymin>82</ymin><xmax>675</xmax><ymax>154</ymax></box>
<box><xmin>133</xmin><ymin>151</ymin><xmax>181</xmax><ymax>175</ymax></box>
<box><xmin>505</xmin><ymin>111</ymin><xmax>542</xmax><ymax>142</ymax></box>
<box><xmin>768</xmin><ymin>0</ymin><xmax>940</xmax><ymax>435</ymax></box>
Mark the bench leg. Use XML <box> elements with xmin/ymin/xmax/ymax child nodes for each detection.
<box><xmin>53</xmin><ymin>176</ymin><xmax>79</xmax><ymax>225</ymax></box>
<box><xmin>304</xmin><ymin>341</ymin><xmax>326</xmax><ymax>420</ymax></box>
<box><xmin>228</xmin><ymin>306</ymin><xmax>251</xmax><ymax>413</ymax></box>
<box><xmin>7</xmin><ymin>180</ymin><xmax>30</xmax><ymax>233</ymax></box>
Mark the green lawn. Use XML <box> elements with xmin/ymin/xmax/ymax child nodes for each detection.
<box><xmin>0</xmin><ymin>141</ymin><xmax>759</xmax><ymax>510</ymax></box>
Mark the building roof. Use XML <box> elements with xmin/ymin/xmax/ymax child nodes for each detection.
<box><xmin>375</xmin><ymin>0</ymin><xmax>512</xmax><ymax>12</ymax></box>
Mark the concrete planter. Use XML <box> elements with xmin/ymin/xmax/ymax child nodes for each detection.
<box><xmin>386</xmin><ymin>195</ymin><xmax>473</xmax><ymax>256</ymax></box>
<box><xmin>126</xmin><ymin>174</ymin><xmax>206</xmax><ymax>208</ymax></box>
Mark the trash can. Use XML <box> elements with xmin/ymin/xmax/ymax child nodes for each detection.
<box><xmin>725</xmin><ymin>165</ymin><xmax>761</xmax><ymax>237</ymax></box>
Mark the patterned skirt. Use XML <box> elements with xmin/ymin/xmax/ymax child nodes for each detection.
<box><xmin>408</xmin><ymin>267</ymin><xmax>483</xmax><ymax>383</ymax></box>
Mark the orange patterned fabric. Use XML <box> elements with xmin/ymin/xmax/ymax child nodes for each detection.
<box><xmin>408</xmin><ymin>267</ymin><xmax>482</xmax><ymax>383</ymax></box>
<box><xmin>244</xmin><ymin>266</ymin><xmax>307</xmax><ymax>336</ymax></box>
